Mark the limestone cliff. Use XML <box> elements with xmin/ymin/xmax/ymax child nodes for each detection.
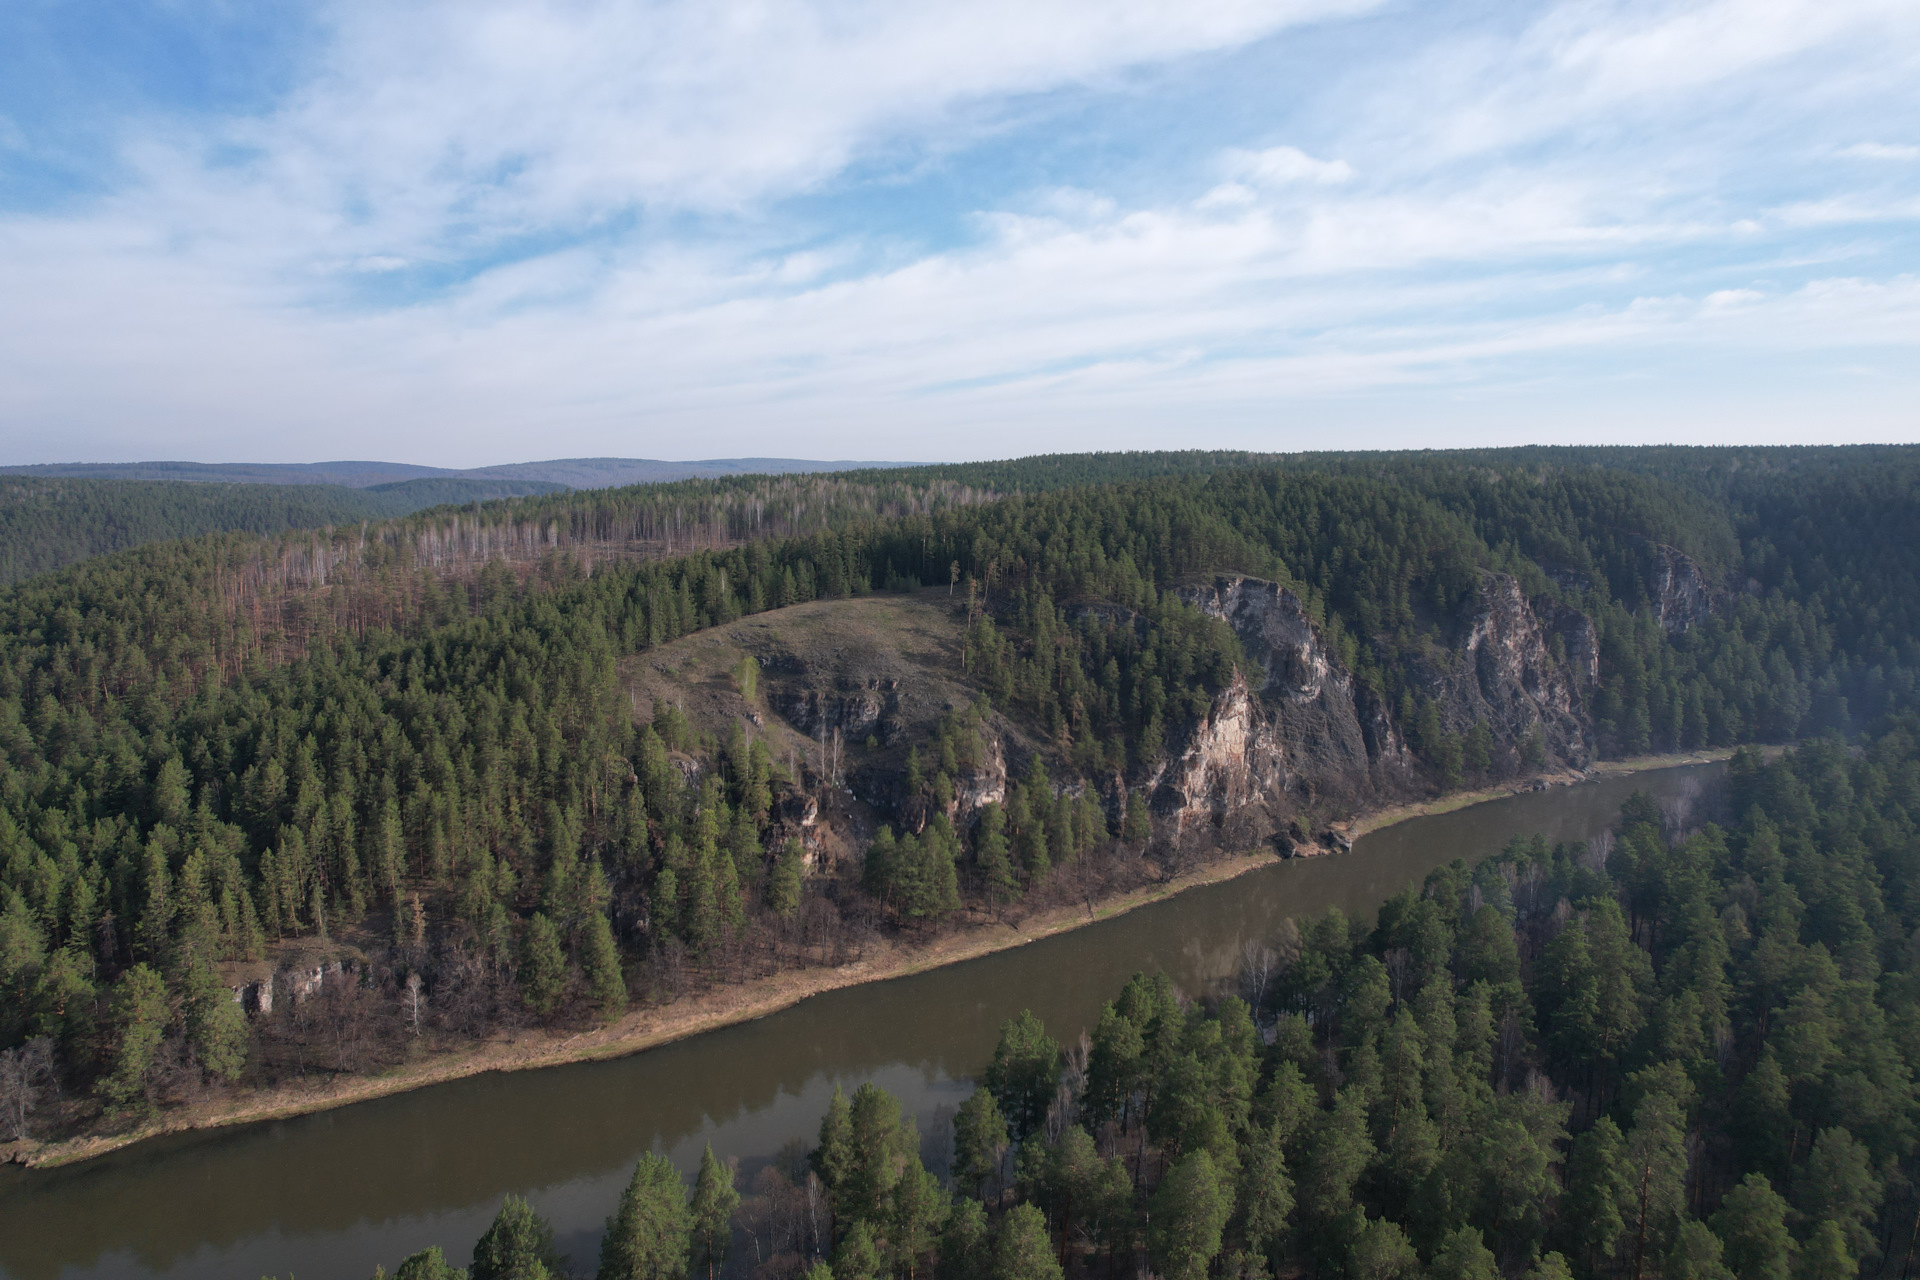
<box><xmin>1133</xmin><ymin>573</ymin><xmax>1596</xmax><ymax>857</ymax></box>
<box><xmin>1645</xmin><ymin>544</ymin><xmax>1715</xmax><ymax>633</ymax></box>
<box><xmin>1410</xmin><ymin>570</ymin><xmax>1592</xmax><ymax>770</ymax></box>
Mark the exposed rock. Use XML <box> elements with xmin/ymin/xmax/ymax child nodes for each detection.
<box><xmin>771</xmin><ymin>685</ymin><xmax>890</xmax><ymax>741</ymax></box>
<box><xmin>949</xmin><ymin>734</ymin><xmax>1009</xmax><ymax>823</ymax></box>
<box><xmin>1136</xmin><ymin>573</ymin><xmax>1597</xmax><ymax>858</ymax></box>
<box><xmin>1549</xmin><ymin>602</ymin><xmax>1601</xmax><ymax>690</ymax></box>
<box><xmin>1407</xmin><ymin>571</ymin><xmax>1592</xmax><ymax>769</ymax></box>
<box><xmin>1136</xmin><ymin>577</ymin><xmax>1426</xmax><ymax>853</ymax></box>
<box><xmin>1645</xmin><ymin>544</ymin><xmax>1714</xmax><ymax>633</ymax></box>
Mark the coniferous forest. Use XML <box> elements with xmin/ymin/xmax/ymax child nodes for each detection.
<box><xmin>2</xmin><ymin>445</ymin><xmax>1918</xmax><ymax>1190</ymax></box>
<box><xmin>356</xmin><ymin>729</ymin><xmax>1920</xmax><ymax>1280</ymax></box>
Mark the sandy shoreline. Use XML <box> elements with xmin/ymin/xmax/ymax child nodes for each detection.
<box><xmin>4</xmin><ymin>748</ymin><xmax>1733</xmax><ymax>1172</ymax></box>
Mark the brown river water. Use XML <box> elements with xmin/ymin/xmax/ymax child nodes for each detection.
<box><xmin>0</xmin><ymin>762</ymin><xmax>1722</xmax><ymax>1280</ymax></box>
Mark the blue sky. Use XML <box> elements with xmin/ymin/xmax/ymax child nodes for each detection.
<box><xmin>0</xmin><ymin>0</ymin><xmax>1916</xmax><ymax>466</ymax></box>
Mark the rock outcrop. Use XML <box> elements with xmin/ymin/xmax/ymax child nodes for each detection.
<box><xmin>1411</xmin><ymin>571</ymin><xmax>1591</xmax><ymax>769</ymax></box>
<box><xmin>1133</xmin><ymin>578</ymin><xmax>1423</xmax><ymax>852</ymax></box>
<box><xmin>1645</xmin><ymin>544</ymin><xmax>1714</xmax><ymax>633</ymax></box>
<box><xmin>1133</xmin><ymin>573</ymin><xmax>1597</xmax><ymax>857</ymax></box>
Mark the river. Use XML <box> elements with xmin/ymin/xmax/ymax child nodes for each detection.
<box><xmin>0</xmin><ymin>762</ymin><xmax>1721</xmax><ymax>1280</ymax></box>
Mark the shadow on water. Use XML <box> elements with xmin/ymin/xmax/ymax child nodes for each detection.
<box><xmin>0</xmin><ymin>762</ymin><xmax>1722</xmax><ymax>1280</ymax></box>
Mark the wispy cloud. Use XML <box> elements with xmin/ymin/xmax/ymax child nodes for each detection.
<box><xmin>0</xmin><ymin>0</ymin><xmax>1916</xmax><ymax>463</ymax></box>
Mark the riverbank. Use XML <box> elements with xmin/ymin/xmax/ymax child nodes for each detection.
<box><xmin>5</xmin><ymin>748</ymin><xmax>1734</xmax><ymax>1171</ymax></box>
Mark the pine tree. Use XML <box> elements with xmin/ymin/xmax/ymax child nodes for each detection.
<box><xmin>598</xmin><ymin>1153</ymin><xmax>690</xmax><ymax>1280</ymax></box>
<box><xmin>1797</xmin><ymin>1222</ymin><xmax>1857</xmax><ymax>1280</ymax></box>
<box><xmin>388</xmin><ymin>1245</ymin><xmax>467</xmax><ymax>1280</ymax></box>
<box><xmin>97</xmin><ymin>963</ymin><xmax>168</xmax><ymax>1110</ymax></box>
<box><xmin>1713</xmin><ymin>1173</ymin><xmax>1793</xmax><ymax>1280</ymax></box>
<box><xmin>1150</xmin><ymin>1150</ymin><xmax>1231</xmax><ymax>1280</ymax></box>
<box><xmin>939</xmin><ymin>1197</ymin><xmax>992</xmax><ymax>1280</ymax></box>
<box><xmin>974</xmin><ymin>804</ymin><xmax>1020</xmax><ymax>913</ymax></box>
<box><xmin>890</xmin><ymin>1149</ymin><xmax>948</xmax><ymax>1276</ymax></box>
<box><xmin>1795</xmin><ymin>1129</ymin><xmax>1881</xmax><ymax>1263</ymax></box>
<box><xmin>1238</xmin><ymin>1120</ymin><xmax>1294</xmax><ymax>1261</ymax></box>
<box><xmin>181</xmin><ymin>947</ymin><xmax>249</xmax><ymax>1082</ymax></box>
<box><xmin>691</xmin><ymin>1143</ymin><xmax>740</xmax><ymax>1280</ymax></box>
<box><xmin>1348</xmin><ymin>1217</ymin><xmax>1419</xmax><ymax>1280</ymax></box>
<box><xmin>769</xmin><ymin>838</ymin><xmax>805</xmax><ymax>918</ymax></box>
<box><xmin>1668</xmin><ymin>1220</ymin><xmax>1735</xmax><ymax>1280</ymax></box>
<box><xmin>983</xmin><ymin>1010</ymin><xmax>1061</xmax><ymax>1143</ymax></box>
<box><xmin>952</xmin><ymin>1087</ymin><xmax>1010</xmax><ymax>1198</ymax></box>
<box><xmin>812</xmin><ymin>1085</ymin><xmax>853</xmax><ymax>1233</ymax></box>
<box><xmin>1565</xmin><ymin>1116</ymin><xmax>1630</xmax><ymax>1272</ymax></box>
<box><xmin>834</xmin><ymin>1220</ymin><xmax>883</xmax><ymax>1280</ymax></box>
<box><xmin>1429</xmin><ymin>1228</ymin><xmax>1499</xmax><ymax>1280</ymax></box>
<box><xmin>993</xmin><ymin>1204</ymin><xmax>1063</xmax><ymax>1280</ymax></box>
<box><xmin>471</xmin><ymin>1196</ymin><xmax>563</xmax><ymax>1280</ymax></box>
<box><xmin>519</xmin><ymin>913</ymin><xmax>568</xmax><ymax>1016</ymax></box>
<box><xmin>581</xmin><ymin>909</ymin><xmax>626</xmax><ymax>1020</ymax></box>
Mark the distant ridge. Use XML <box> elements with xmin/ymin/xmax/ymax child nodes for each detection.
<box><xmin>1</xmin><ymin>456</ymin><xmax>912</xmax><ymax>490</ymax></box>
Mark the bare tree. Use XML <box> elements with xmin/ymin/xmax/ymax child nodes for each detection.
<box><xmin>1239</xmin><ymin>938</ymin><xmax>1279</xmax><ymax>1016</ymax></box>
<box><xmin>405</xmin><ymin>971</ymin><xmax>425</xmax><ymax>1038</ymax></box>
<box><xmin>0</xmin><ymin>1038</ymin><xmax>57</xmax><ymax>1141</ymax></box>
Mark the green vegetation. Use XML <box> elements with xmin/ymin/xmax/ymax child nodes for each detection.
<box><xmin>0</xmin><ymin>474</ymin><xmax>568</xmax><ymax>585</ymax></box>
<box><xmin>356</xmin><ymin>728</ymin><xmax>1920</xmax><ymax>1278</ymax></box>
<box><xmin>2</xmin><ymin>447</ymin><xmax>1917</xmax><ymax>1144</ymax></box>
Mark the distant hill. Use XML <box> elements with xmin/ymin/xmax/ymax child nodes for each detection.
<box><xmin>0</xmin><ymin>474</ymin><xmax>569</xmax><ymax>586</ymax></box>
<box><xmin>0</xmin><ymin>457</ymin><xmax>908</xmax><ymax>585</ymax></box>
<box><xmin>4</xmin><ymin>456</ymin><xmax>911</xmax><ymax>490</ymax></box>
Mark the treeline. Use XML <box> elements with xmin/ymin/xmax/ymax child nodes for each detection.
<box><xmin>346</xmin><ymin>727</ymin><xmax>1920</xmax><ymax>1279</ymax></box>
<box><xmin>0</xmin><ymin>477</ymin><xmax>396</xmax><ymax>587</ymax></box>
<box><xmin>1</xmin><ymin>454</ymin><xmax>1915</xmax><ymax>1136</ymax></box>
<box><xmin>0</xmin><ymin>474</ymin><xmax>577</xmax><ymax>586</ymax></box>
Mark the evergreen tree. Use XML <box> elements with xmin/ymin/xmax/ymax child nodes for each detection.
<box><xmin>834</xmin><ymin>1221</ymin><xmax>883</xmax><ymax>1280</ymax></box>
<box><xmin>1669</xmin><ymin>1220</ymin><xmax>1736</xmax><ymax>1280</ymax></box>
<box><xmin>691</xmin><ymin>1143</ymin><xmax>740</xmax><ymax>1280</ymax></box>
<box><xmin>1713</xmin><ymin>1173</ymin><xmax>1793</xmax><ymax>1280</ymax></box>
<box><xmin>97</xmin><ymin>963</ymin><xmax>169</xmax><ymax>1110</ymax></box>
<box><xmin>1796</xmin><ymin>1222</ymin><xmax>1856</xmax><ymax>1280</ymax></box>
<box><xmin>952</xmin><ymin>1087</ymin><xmax>1010</xmax><ymax>1199</ymax></box>
<box><xmin>812</xmin><ymin>1084</ymin><xmax>853</xmax><ymax>1230</ymax></box>
<box><xmin>519</xmin><ymin>914</ymin><xmax>567</xmax><ymax>1016</ymax></box>
<box><xmin>939</xmin><ymin>1197</ymin><xmax>992</xmax><ymax>1280</ymax></box>
<box><xmin>992</xmin><ymin>1204</ymin><xmax>1062</xmax><ymax>1280</ymax></box>
<box><xmin>1565</xmin><ymin>1116</ymin><xmax>1630</xmax><ymax>1272</ymax></box>
<box><xmin>471</xmin><ymin>1197</ymin><xmax>563</xmax><ymax>1280</ymax></box>
<box><xmin>1794</xmin><ymin>1129</ymin><xmax>1881</xmax><ymax>1264</ymax></box>
<box><xmin>889</xmin><ymin>1149</ymin><xmax>948</xmax><ymax>1276</ymax></box>
<box><xmin>983</xmin><ymin>1010</ymin><xmax>1061</xmax><ymax>1143</ymax></box>
<box><xmin>388</xmin><ymin>1245</ymin><xmax>468</xmax><ymax>1280</ymax></box>
<box><xmin>1348</xmin><ymin>1217</ymin><xmax>1420</xmax><ymax>1280</ymax></box>
<box><xmin>598</xmin><ymin>1152</ymin><xmax>691</xmax><ymax>1280</ymax></box>
<box><xmin>1151</xmin><ymin>1150</ymin><xmax>1232</xmax><ymax>1280</ymax></box>
<box><xmin>769</xmin><ymin>838</ymin><xmax>805</xmax><ymax>918</ymax></box>
<box><xmin>1430</xmin><ymin>1227</ymin><xmax>1499</xmax><ymax>1280</ymax></box>
<box><xmin>581</xmin><ymin>909</ymin><xmax>626</xmax><ymax>1019</ymax></box>
<box><xmin>974</xmin><ymin>804</ymin><xmax>1020</xmax><ymax>912</ymax></box>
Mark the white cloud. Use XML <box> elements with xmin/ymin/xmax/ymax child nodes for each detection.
<box><xmin>2</xmin><ymin>0</ymin><xmax>1919</xmax><ymax>462</ymax></box>
<box><xmin>1226</xmin><ymin>146</ymin><xmax>1355</xmax><ymax>186</ymax></box>
<box><xmin>1841</xmin><ymin>141</ymin><xmax>1920</xmax><ymax>160</ymax></box>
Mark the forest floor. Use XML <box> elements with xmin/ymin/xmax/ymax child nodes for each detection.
<box><xmin>5</xmin><ymin>745</ymin><xmax>1736</xmax><ymax>1171</ymax></box>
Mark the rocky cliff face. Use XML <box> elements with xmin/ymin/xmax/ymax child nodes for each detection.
<box><xmin>1134</xmin><ymin>578</ymin><xmax>1422</xmax><ymax>852</ymax></box>
<box><xmin>1645</xmin><ymin>544</ymin><xmax>1714</xmax><ymax>633</ymax></box>
<box><xmin>1413</xmin><ymin>571</ymin><xmax>1592</xmax><ymax>769</ymax></box>
<box><xmin>1135</xmin><ymin>573</ymin><xmax>1595</xmax><ymax>857</ymax></box>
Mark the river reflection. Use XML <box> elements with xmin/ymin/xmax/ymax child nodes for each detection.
<box><xmin>0</xmin><ymin>762</ymin><xmax>1722</xmax><ymax>1280</ymax></box>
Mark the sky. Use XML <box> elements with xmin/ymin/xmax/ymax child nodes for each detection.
<box><xmin>0</xmin><ymin>0</ymin><xmax>1916</xmax><ymax>466</ymax></box>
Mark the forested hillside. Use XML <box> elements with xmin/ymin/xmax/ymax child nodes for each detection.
<box><xmin>0</xmin><ymin>475</ymin><xmax>567</xmax><ymax>585</ymax></box>
<box><xmin>1</xmin><ymin>449</ymin><xmax>1916</xmax><ymax>1153</ymax></box>
<box><xmin>356</xmin><ymin>730</ymin><xmax>1920</xmax><ymax>1280</ymax></box>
